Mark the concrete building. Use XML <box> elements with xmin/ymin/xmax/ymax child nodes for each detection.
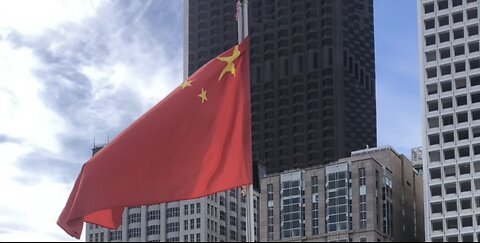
<box><xmin>187</xmin><ymin>0</ymin><xmax>377</xmax><ymax>174</ymax></box>
<box><xmin>86</xmin><ymin>146</ymin><xmax>261</xmax><ymax>242</ymax></box>
<box><xmin>259</xmin><ymin>146</ymin><xmax>424</xmax><ymax>242</ymax></box>
<box><xmin>412</xmin><ymin>147</ymin><xmax>424</xmax><ymax>176</ymax></box>
<box><xmin>418</xmin><ymin>0</ymin><xmax>480</xmax><ymax>241</ymax></box>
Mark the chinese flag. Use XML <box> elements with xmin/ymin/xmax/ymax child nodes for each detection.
<box><xmin>58</xmin><ymin>39</ymin><xmax>252</xmax><ymax>239</ymax></box>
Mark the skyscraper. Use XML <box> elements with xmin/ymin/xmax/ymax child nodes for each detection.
<box><xmin>248</xmin><ymin>0</ymin><xmax>377</xmax><ymax>174</ymax></box>
<box><xmin>418</xmin><ymin>0</ymin><xmax>480</xmax><ymax>241</ymax></box>
<box><xmin>187</xmin><ymin>0</ymin><xmax>377</xmax><ymax>174</ymax></box>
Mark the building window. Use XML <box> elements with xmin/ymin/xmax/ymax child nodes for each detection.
<box><xmin>359</xmin><ymin>168</ymin><xmax>367</xmax><ymax>229</ymax></box>
<box><xmin>220</xmin><ymin>211</ymin><xmax>226</xmax><ymax>221</ymax></box>
<box><xmin>326</xmin><ymin>170</ymin><xmax>350</xmax><ymax>233</ymax></box>
<box><xmin>147</xmin><ymin>210</ymin><xmax>161</xmax><ymax>221</ymax></box>
<box><xmin>382</xmin><ymin>170</ymin><xmax>393</xmax><ymax>236</ymax></box>
<box><xmin>166</xmin><ymin>237</ymin><xmax>179</xmax><ymax>242</ymax></box>
<box><xmin>241</xmin><ymin>235</ymin><xmax>247</xmax><ymax>242</ymax></box>
<box><xmin>184</xmin><ymin>205</ymin><xmax>189</xmax><ymax>215</ymax></box>
<box><xmin>196</xmin><ymin>218</ymin><xmax>201</xmax><ymax>229</ymax></box>
<box><xmin>190</xmin><ymin>219</ymin><xmax>195</xmax><ymax>230</ymax></box>
<box><xmin>128</xmin><ymin>213</ymin><xmax>141</xmax><ymax>224</ymax></box>
<box><xmin>241</xmin><ymin>207</ymin><xmax>246</xmax><ymax>217</ymax></box>
<box><xmin>220</xmin><ymin>226</ymin><xmax>226</xmax><ymax>236</ymax></box>
<box><xmin>147</xmin><ymin>225</ymin><xmax>160</xmax><ymax>236</ymax></box>
<box><xmin>230</xmin><ymin>230</ymin><xmax>237</xmax><ymax>241</ymax></box>
<box><xmin>196</xmin><ymin>203</ymin><xmax>201</xmax><ymax>214</ymax></box>
<box><xmin>230</xmin><ymin>216</ymin><xmax>237</xmax><ymax>226</ymax></box>
<box><xmin>281</xmin><ymin>178</ymin><xmax>303</xmax><ymax>238</ymax></box>
<box><xmin>167</xmin><ymin>207</ymin><xmax>180</xmax><ymax>218</ymax></box>
<box><xmin>128</xmin><ymin>228</ymin><xmax>141</xmax><ymax>238</ymax></box>
<box><xmin>184</xmin><ymin>220</ymin><xmax>189</xmax><ymax>231</ymax></box>
<box><xmin>360</xmin><ymin>237</ymin><xmax>367</xmax><ymax>242</ymax></box>
<box><xmin>167</xmin><ymin>222</ymin><xmax>179</xmax><ymax>233</ymax></box>
<box><xmin>190</xmin><ymin>204</ymin><xmax>195</xmax><ymax>215</ymax></box>
<box><xmin>241</xmin><ymin>221</ymin><xmax>247</xmax><ymax>231</ymax></box>
<box><xmin>109</xmin><ymin>231</ymin><xmax>122</xmax><ymax>241</ymax></box>
<box><xmin>220</xmin><ymin>196</ymin><xmax>225</xmax><ymax>206</ymax></box>
<box><xmin>230</xmin><ymin>202</ymin><xmax>237</xmax><ymax>212</ymax></box>
<box><xmin>196</xmin><ymin>233</ymin><xmax>201</xmax><ymax>242</ymax></box>
<box><xmin>267</xmin><ymin>184</ymin><xmax>274</xmax><ymax>240</ymax></box>
<box><xmin>312</xmin><ymin>176</ymin><xmax>319</xmax><ymax>235</ymax></box>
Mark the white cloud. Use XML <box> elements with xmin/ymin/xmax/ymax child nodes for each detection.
<box><xmin>0</xmin><ymin>0</ymin><xmax>183</xmax><ymax>241</ymax></box>
<box><xmin>0</xmin><ymin>0</ymin><xmax>105</xmax><ymax>36</ymax></box>
<box><xmin>0</xmin><ymin>41</ymin><xmax>66</xmax><ymax>153</ymax></box>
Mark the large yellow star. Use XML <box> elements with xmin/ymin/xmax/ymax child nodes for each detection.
<box><xmin>180</xmin><ymin>80</ymin><xmax>193</xmax><ymax>89</ymax></box>
<box><xmin>198</xmin><ymin>88</ymin><xmax>208</xmax><ymax>104</ymax></box>
<box><xmin>217</xmin><ymin>45</ymin><xmax>241</xmax><ymax>81</ymax></box>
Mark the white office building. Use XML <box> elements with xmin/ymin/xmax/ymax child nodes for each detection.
<box><xmin>418</xmin><ymin>0</ymin><xmax>480</xmax><ymax>241</ymax></box>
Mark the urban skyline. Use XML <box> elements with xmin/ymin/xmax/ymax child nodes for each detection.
<box><xmin>0</xmin><ymin>0</ymin><xmax>421</xmax><ymax>241</ymax></box>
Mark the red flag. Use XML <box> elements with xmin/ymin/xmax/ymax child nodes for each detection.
<box><xmin>57</xmin><ymin>39</ymin><xmax>252</xmax><ymax>239</ymax></box>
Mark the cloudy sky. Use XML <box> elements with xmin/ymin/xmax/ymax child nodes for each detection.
<box><xmin>0</xmin><ymin>0</ymin><xmax>420</xmax><ymax>241</ymax></box>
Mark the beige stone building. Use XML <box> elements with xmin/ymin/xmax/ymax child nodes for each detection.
<box><xmin>260</xmin><ymin>146</ymin><xmax>424</xmax><ymax>242</ymax></box>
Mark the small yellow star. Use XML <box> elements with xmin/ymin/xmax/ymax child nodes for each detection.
<box><xmin>180</xmin><ymin>80</ymin><xmax>193</xmax><ymax>89</ymax></box>
<box><xmin>217</xmin><ymin>45</ymin><xmax>241</xmax><ymax>81</ymax></box>
<box><xmin>198</xmin><ymin>88</ymin><xmax>208</xmax><ymax>104</ymax></box>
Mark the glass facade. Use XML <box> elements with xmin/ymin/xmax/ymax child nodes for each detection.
<box><xmin>382</xmin><ymin>169</ymin><xmax>393</xmax><ymax>236</ymax></box>
<box><xmin>267</xmin><ymin>184</ymin><xmax>274</xmax><ymax>240</ymax></box>
<box><xmin>326</xmin><ymin>169</ymin><xmax>350</xmax><ymax>233</ymax></box>
<box><xmin>312</xmin><ymin>176</ymin><xmax>319</xmax><ymax>235</ymax></box>
<box><xmin>281</xmin><ymin>178</ymin><xmax>303</xmax><ymax>238</ymax></box>
<box><xmin>359</xmin><ymin>168</ymin><xmax>367</xmax><ymax>229</ymax></box>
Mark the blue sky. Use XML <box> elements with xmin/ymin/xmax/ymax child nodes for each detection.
<box><xmin>0</xmin><ymin>0</ymin><xmax>421</xmax><ymax>241</ymax></box>
<box><xmin>375</xmin><ymin>0</ymin><xmax>422</xmax><ymax>155</ymax></box>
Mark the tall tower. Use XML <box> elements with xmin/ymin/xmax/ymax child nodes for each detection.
<box><xmin>418</xmin><ymin>0</ymin><xmax>480</xmax><ymax>241</ymax></box>
<box><xmin>187</xmin><ymin>0</ymin><xmax>377</xmax><ymax>174</ymax></box>
<box><xmin>248</xmin><ymin>0</ymin><xmax>376</xmax><ymax>173</ymax></box>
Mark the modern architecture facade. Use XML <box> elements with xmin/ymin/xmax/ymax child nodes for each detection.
<box><xmin>248</xmin><ymin>0</ymin><xmax>377</xmax><ymax>173</ymax></box>
<box><xmin>187</xmin><ymin>0</ymin><xmax>377</xmax><ymax>174</ymax></box>
<box><xmin>259</xmin><ymin>146</ymin><xmax>424</xmax><ymax>242</ymax></box>
<box><xmin>412</xmin><ymin>147</ymin><xmax>424</xmax><ymax>176</ymax></box>
<box><xmin>418</xmin><ymin>0</ymin><xmax>480</xmax><ymax>241</ymax></box>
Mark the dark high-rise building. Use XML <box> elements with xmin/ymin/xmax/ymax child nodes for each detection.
<box><xmin>186</xmin><ymin>0</ymin><xmax>238</xmax><ymax>77</ymax></box>
<box><xmin>186</xmin><ymin>0</ymin><xmax>377</xmax><ymax>174</ymax></box>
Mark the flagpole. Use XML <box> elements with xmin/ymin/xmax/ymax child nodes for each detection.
<box><xmin>236</xmin><ymin>0</ymin><xmax>254</xmax><ymax>242</ymax></box>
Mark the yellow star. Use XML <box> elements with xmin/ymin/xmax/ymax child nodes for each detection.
<box><xmin>180</xmin><ymin>80</ymin><xmax>193</xmax><ymax>89</ymax></box>
<box><xmin>198</xmin><ymin>88</ymin><xmax>208</xmax><ymax>104</ymax></box>
<box><xmin>217</xmin><ymin>45</ymin><xmax>241</xmax><ymax>81</ymax></box>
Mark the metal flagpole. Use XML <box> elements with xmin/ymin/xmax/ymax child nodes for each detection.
<box><xmin>236</xmin><ymin>0</ymin><xmax>254</xmax><ymax>242</ymax></box>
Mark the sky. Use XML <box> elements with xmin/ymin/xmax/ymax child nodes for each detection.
<box><xmin>0</xmin><ymin>0</ymin><xmax>420</xmax><ymax>241</ymax></box>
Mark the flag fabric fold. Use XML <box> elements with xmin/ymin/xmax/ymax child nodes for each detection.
<box><xmin>58</xmin><ymin>39</ymin><xmax>252</xmax><ymax>239</ymax></box>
